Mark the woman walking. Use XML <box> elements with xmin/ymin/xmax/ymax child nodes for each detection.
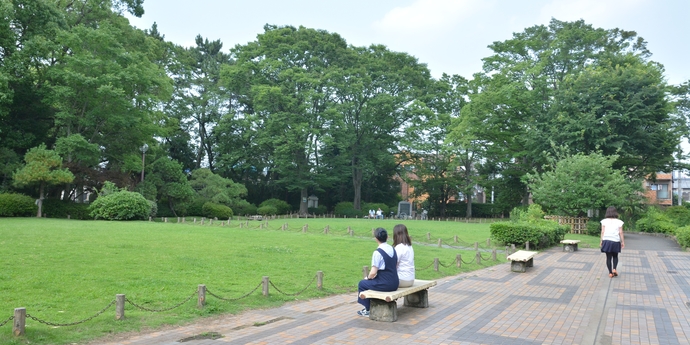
<box><xmin>600</xmin><ymin>206</ymin><xmax>625</xmax><ymax>278</ymax></box>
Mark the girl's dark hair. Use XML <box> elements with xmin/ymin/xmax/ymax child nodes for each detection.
<box><xmin>605</xmin><ymin>206</ymin><xmax>619</xmax><ymax>219</ymax></box>
<box><xmin>393</xmin><ymin>224</ymin><xmax>412</xmax><ymax>246</ymax></box>
<box><xmin>374</xmin><ymin>227</ymin><xmax>388</xmax><ymax>242</ymax></box>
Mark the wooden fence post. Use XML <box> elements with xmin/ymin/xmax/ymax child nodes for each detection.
<box><xmin>474</xmin><ymin>242</ymin><xmax>479</xmax><ymax>251</ymax></box>
<box><xmin>198</xmin><ymin>284</ymin><xmax>206</xmax><ymax>309</ymax></box>
<box><xmin>116</xmin><ymin>294</ymin><xmax>125</xmax><ymax>320</ymax></box>
<box><xmin>262</xmin><ymin>276</ymin><xmax>270</xmax><ymax>297</ymax></box>
<box><xmin>476</xmin><ymin>251</ymin><xmax>481</xmax><ymax>265</ymax></box>
<box><xmin>492</xmin><ymin>249</ymin><xmax>497</xmax><ymax>261</ymax></box>
<box><xmin>454</xmin><ymin>235</ymin><xmax>458</xmax><ymax>243</ymax></box>
<box><xmin>13</xmin><ymin>307</ymin><xmax>25</xmax><ymax>336</ymax></box>
<box><xmin>456</xmin><ymin>254</ymin><xmax>462</xmax><ymax>268</ymax></box>
<box><xmin>526</xmin><ymin>241</ymin><xmax>530</xmax><ymax>250</ymax></box>
<box><xmin>438</xmin><ymin>238</ymin><xmax>442</xmax><ymax>247</ymax></box>
<box><xmin>486</xmin><ymin>238</ymin><xmax>491</xmax><ymax>247</ymax></box>
<box><xmin>427</xmin><ymin>232</ymin><xmax>431</xmax><ymax>240</ymax></box>
<box><xmin>433</xmin><ymin>258</ymin><xmax>439</xmax><ymax>271</ymax></box>
<box><xmin>317</xmin><ymin>271</ymin><xmax>323</xmax><ymax>290</ymax></box>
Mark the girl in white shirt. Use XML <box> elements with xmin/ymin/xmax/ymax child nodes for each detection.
<box><xmin>393</xmin><ymin>224</ymin><xmax>415</xmax><ymax>288</ymax></box>
<box><xmin>600</xmin><ymin>206</ymin><xmax>625</xmax><ymax>278</ymax></box>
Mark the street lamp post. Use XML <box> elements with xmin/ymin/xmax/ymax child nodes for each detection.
<box><xmin>140</xmin><ymin>143</ymin><xmax>149</xmax><ymax>182</ymax></box>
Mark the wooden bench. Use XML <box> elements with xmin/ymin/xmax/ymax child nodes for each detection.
<box><xmin>359</xmin><ymin>279</ymin><xmax>437</xmax><ymax>322</ymax></box>
<box><xmin>247</xmin><ymin>215</ymin><xmax>263</xmax><ymax>221</ymax></box>
<box><xmin>560</xmin><ymin>239</ymin><xmax>581</xmax><ymax>252</ymax></box>
<box><xmin>506</xmin><ymin>250</ymin><xmax>537</xmax><ymax>273</ymax></box>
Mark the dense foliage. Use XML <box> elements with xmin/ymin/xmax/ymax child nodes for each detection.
<box><xmin>0</xmin><ymin>193</ymin><xmax>37</xmax><ymax>217</ymax></box>
<box><xmin>0</xmin><ymin>1</ymin><xmax>686</xmax><ymax>222</ymax></box>
<box><xmin>201</xmin><ymin>202</ymin><xmax>233</xmax><ymax>219</ymax></box>
<box><xmin>490</xmin><ymin>205</ymin><xmax>568</xmax><ymax>249</ymax></box>
<box><xmin>89</xmin><ymin>190</ymin><xmax>151</xmax><ymax>220</ymax></box>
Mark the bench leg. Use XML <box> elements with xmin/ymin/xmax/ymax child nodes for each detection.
<box><xmin>573</xmin><ymin>244</ymin><xmax>578</xmax><ymax>251</ymax></box>
<box><xmin>369</xmin><ymin>299</ymin><xmax>397</xmax><ymax>322</ymax></box>
<box><xmin>563</xmin><ymin>244</ymin><xmax>573</xmax><ymax>252</ymax></box>
<box><xmin>403</xmin><ymin>289</ymin><xmax>429</xmax><ymax>308</ymax></box>
<box><xmin>511</xmin><ymin>261</ymin><xmax>527</xmax><ymax>273</ymax></box>
<box><xmin>526</xmin><ymin>258</ymin><xmax>533</xmax><ymax>268</ymax></box>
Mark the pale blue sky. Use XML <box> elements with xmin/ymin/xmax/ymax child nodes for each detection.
<box><xmin>127</xmin><ymin>0</ymin><xmax>689</xmax><ymax>84</ymax></box>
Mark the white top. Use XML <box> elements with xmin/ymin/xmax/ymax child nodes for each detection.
<box><xmin>600</xmin><ymin>218</ymin><xmax>624</xmax><ymax>242</ymax></box>
<box><xmin>372</xmin><ymin>243</ymin><xmax>395</xmax><ymax>270</ymax></box>
<box><xmin>395</xmin><ymin>243</ymin><xmax>415</xmax><ymax>281</ymax></box>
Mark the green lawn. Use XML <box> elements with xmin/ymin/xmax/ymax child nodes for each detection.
<box><xmin>0</xmin><ymin>217</ymin><xmax>509</xmax><ymax>345</ymax></box>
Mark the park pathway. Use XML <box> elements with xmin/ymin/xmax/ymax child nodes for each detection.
<box><xmin>93</xmin><ymin>233</ymin><xmax>690</xmax><ymax>345</ymax></box>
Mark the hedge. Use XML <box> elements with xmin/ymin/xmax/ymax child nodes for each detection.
<box><xmin>259</xmin><ymin>198</ymin><xmax>291</xmax><ymax>215</ymax></box>
<box><xmin>0</xmin><ymin>193</ymin><xmax>37</xmax><ymax>217</ymax></box>
<box><xmin>490</xmin><ymin>221</ymin><xmax>568</xmax><ymax>249</ymax></box>
<box><xmin>257</xmin><ymin>205</ymin><xmax>277</xmax><ymax>216</ymax></box>
<box><xmin>42</xmin><ymin>199</ymin><xmax>91</xmax><ymax>220</ymax></box>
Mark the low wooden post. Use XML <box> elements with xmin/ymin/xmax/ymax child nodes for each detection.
<box><xmin>486</xmin><ymin>238</ymin><xmax>491</xmax><ymax>247</ymax></box>
<box><xmin>492</xmin><ymin>249</ymin><xmax>497</xmax><ymax>261</ymax></box>
<box><xmin>433</xmin><ymin>258</ymin><xmax>439</xmax><ymax>271</ymax></box>
<box><xmin>526</xmin><ymin>241</ymin><xmax>530</xmax><ymax>251</ymax></box>
<box><xmin>262</xmin><ymin>276</ymin><xmax>270</xmax><ymax>297</ymax></box>
<box><xmin>454</xmin><ymin>235</ymin><xmax>458</xmax><ymax>243</ymax></box>
<box><xmin>474</xmin><ymin>242</ymin><xmax>479</xmax><ymax>251</ymax></box>
<box><xmin>363</xmin><ymin>266</ymin><xmax>369</xmax><ymax>279</ymax></box>
<box><xmin>511</xmin><ymin>244</ymin><xmax>516</xmax><ymax>252</ymax></box>
<box><xmin>316</xmin><ymin>271</ymin><xmax>323</xmax><ymax>290</ymax></box>
<box><xmin>67</xmin><ymin>214</ymin><xmax>71</xmax><ymax>220</ymax></box>
<box><xmin>303</xmin><ymin>224</ymin><xmax>308</xmax><ymax>233</ymax></box>
<box><xmin>427</xmin><ymin>232</ymin><xmax>431</xmax><ymax>240</ymax></box>
<box><xmin>177</xmin><ymin>217</ymin><xmax>180</xmax><ymax>223</ymax></box>
<box><xmin>506</xmin><ymin>246</ymin><xmax>510</xmax><ymax>256</ymax></box>
<box><xmin>200</xmin><ymin>219</ymin><xmax>204</xmax><ymax>225</ymax></box>
<box><xmin>164</xmin><ymin>217</ymin><xmax>168</xmax><ymax>223</ymax></box>
<box><xmin>456</xmin><ymin>254</ymin><xmax>462</xmax><ymax>268</ymax></box>
<box><xmin>13</xmin><ymin>307</ymin><xmax>25</xmax><ymax>336</ymax></box>
<box><xmin>438</xmin><ymin>238</ymin><xmax>442</xmax><ymax>247</ymax></box>
<box><xmin>116</xmin><ymin>294</ymin><xmax>125</xmax><ymax>320</ymax></box>
<box><xmin>193</xmin><ymin>218</ymin><xmax>197</xmax><ymax>224</ymax></box>
<box><xmin>324</xmin><ymin>225</ymin><xmax>329</xmax><ymax>234</ymax></box>
<box><xmin>198</xmin><ymin>284</ymin><xmax>206</xmax><ymax>308</ymax></box>
<box><xmin>210</xmin><ymin>219</ymin><xmax>213</xmax><ymax>225</ymax></box>
<box><xmin>221</xmin><ymin>221</ymin><xmax>225</xmax><ymax>226</ymax></box>
<box><xmin>149</xmin><ymin>216</ymin><xmax>152</xmax><ymax>222</ymax></box>
<box><xmin>476</xmin><ymin>251</ymin><xmax>481</xmax><ymax>265</ymax></box>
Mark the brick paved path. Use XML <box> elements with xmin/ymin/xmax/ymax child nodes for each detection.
<box><xmin>96</xmin><ymin>236</ymin><xmax>690</xmax><ymax>345</ymax></box>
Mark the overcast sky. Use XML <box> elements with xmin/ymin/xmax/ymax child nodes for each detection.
<box><xmin>127</xmin><ymin>0</ymin><xmax>690</xmax><ymax>85</ymax></box>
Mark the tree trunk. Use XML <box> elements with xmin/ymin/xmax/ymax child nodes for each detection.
<box><xmin>37</xmin><ymin>182</ymin><xmax>45</xmax><ymax>218</ymax></box>
<box><xmin>299</xmin><ymin>188</ymin><xmax>308</xmax><ymax>215</ymax></box>
<box><xmin>352</xmin><ymin>167</ymin><xmax>363</xmax><ymax>211</ymax></box>
<box><xmin>466</xmin><ymin>194</ymin><xmax>473</xmax><ymax>218</ymax></box>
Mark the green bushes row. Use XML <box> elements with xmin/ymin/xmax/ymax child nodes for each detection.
<box><xmin>259</xmin><ymin>198</ymin><xmax>291</xmax><ymax>215</ymax></box>
<box><xmin>42</xmin><ymin>199</ymin><xmax>91</xmax><ymax>220</ymax></box>
<box><xmin>490</xmin><ymin>204</ymin><xmax>568</xmax><ymax>249</ymax></box>
<box><xmin>0</xmin><ymin>193</ymin><xmax>37</xmax><ymax>217</ymax></box>
<box><xmin>490</xmin><ymin>221</ymin><xmax>568</xmax><ymax>249</ymax></box>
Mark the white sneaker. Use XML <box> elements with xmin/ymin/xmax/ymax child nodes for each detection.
<box><xmin>357</xmin><ymin>309</ymin><xmax>369</xmax><ymax>317</ymax></box>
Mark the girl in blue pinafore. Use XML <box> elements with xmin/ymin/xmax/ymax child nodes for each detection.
<box><xmin>357</xmin><ymin>227</ymin><xmax>399</xmax><ymax>317</ymax></box>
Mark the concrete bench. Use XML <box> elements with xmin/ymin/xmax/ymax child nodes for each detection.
<box><xmin>560</xmin><ymin>240</ymin><xmax>581</xmax><ymax>252</ymax></box>
<box><xmin>506</xmin><ymin>250</ymin><xmax>537</xmax><ymax>273</ymax></box>
<box><xmin>359</xmin><ymin>279</ymin><xmax>437</xmax><ymax>322</ymax></box>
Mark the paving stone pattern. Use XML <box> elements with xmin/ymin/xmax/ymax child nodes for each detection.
<box><xmin>96</xmin><ymin>237</ymin><xmax>690</xmax><ymax>345</ymax></box>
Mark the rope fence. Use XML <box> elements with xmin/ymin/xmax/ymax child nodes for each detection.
<box><xmin>3</xmin><ymin>272</ymin><xmax>325</xmax><ymax>337</ymax></box>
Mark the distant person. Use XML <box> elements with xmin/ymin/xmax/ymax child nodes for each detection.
<box><xmin>393</xmin><ymin>224</ymin><xmax>415</xmax><ymax>288</ymax></box>
<box><xmin>376</xmin><ymin>208</ymin><xmax>383</xmax><ymax>219</ymax></box>
<box><xmin>357</xmin><ymin>228</ymin><xmax>399</xmax><ymax>317</ymax></box>
<box><xmin>369</xmin><ymin>209</ymin><xmax>375</xmax><ymax>219</ymax></box>
<box><xmin>600</xmin><ymin>206</ymin><xmax>625</xmax><ymax>278</ymax></box>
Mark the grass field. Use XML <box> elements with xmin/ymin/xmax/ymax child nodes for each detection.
<box><xmin>0</xmin><ymin>217</ymin><xmax>523</xmax><ymax>345</ymax></box>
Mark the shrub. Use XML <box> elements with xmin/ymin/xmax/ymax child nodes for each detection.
<box><xmin>259</xmin><ymin>198</ymin><xmax>291</xmax><ymax>215</ymax></box>
<box><xmin>664</xmin><ymin>206</ymin><xmax>690</xmax><ymax>227</ymax></box>
<box><xmin>202</xmin><ymin>202</ymin><xmax>233</xmax><ymax>219</ymax></box>
<box><xmin>0</xmin><ymin>193</ymin><xmax>37</xmax><ymax>217</ymax></box>
<box><xmin>586</xmin><ymin>217</ymin><xmax>602</xmax><ymax>236</ymax></box>
<box><xmin>675</xmin><ymin>226</ymin><xmax>690</xmax><ymax>249</ymax></box>
<box><xmin>490</xmin><ymin>220</ymin><xmax>568</xmax><ymax>249</ymax></box>
<box><xmin>156</xmin><ymin>202</ymin><xmax>176</xmax><ymax>217</ymax></box>
<box><xmin>147</xmin><ymin>200</ymin><xmax>158</xmax><ymax>218</ymax></box>
<box><xmin>89</xmin><ymin>191</ymin><xmax>150</xmax><ymax>220</ymax></box>
<box><xmin>636</xmin><ymin>207</ymin><xmax>676</xmax><ymax>234</ymax></box>
<box><xmin>42</xmin><ymin>199</ymin><xmax>90</xmax><ymax>220</ymax></box>
<box><xmin>308</xmin><ymin>205</ymin><xmax>327</xmax><ymax>215</ymax></box>
<box><xmin>231</xmin><ymin>200</ymin><xmax>257</xmax><ymax>216</ymax></box>
<box><xmin>256</xmin><ymin>205</ymin><xmax>277</xmax><ymax>216</ymax></box>
<box><xmin>334</xmin><ymin>202</ymin><xmax>364</xmax><ymax>218</ymax></box>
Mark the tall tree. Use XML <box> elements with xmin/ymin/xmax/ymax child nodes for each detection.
<box><xmin>222</xmin><ymin>25</ymin><xmax>349</xmax><ymax>214</ymax></box>
<box><xmin>330</xmin><ymin>44</ymin><xmax>431</xmax><ymax>210</ymax></box>
<box><xmin>453</xmin><ymin>19</ymin><xmax>676</xmax><ymax>208</ymax></box>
